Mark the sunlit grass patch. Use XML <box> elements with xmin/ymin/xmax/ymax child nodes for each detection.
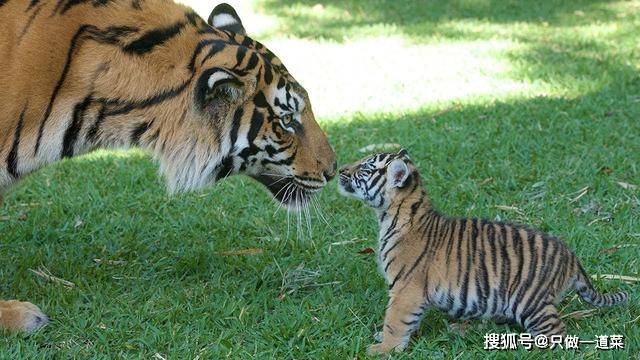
<box><xmin>2</xmin><ymin>0</ymin><xmax>639</xmax><ymax>358</ymax></box>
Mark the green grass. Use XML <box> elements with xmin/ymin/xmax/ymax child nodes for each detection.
<box><xmin>2</xmin><ymin>0</ymin><xmax>639</xmax><ymax>358</ymax></box>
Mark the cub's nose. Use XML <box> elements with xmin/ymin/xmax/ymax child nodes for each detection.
<box><xmin>323</xmin><ymin>161</ymin><xmax>337</xmax><ymax>182</ymax></box>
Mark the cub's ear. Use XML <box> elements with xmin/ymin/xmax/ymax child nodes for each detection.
<box><xmin>398</xmin><ymin>148</ymin><xmax>409</xmax><ymax>158</ymax></box>
<box><xmin>387</xmin><ymin>158</ymin><xmax>411</xmax><ymax>188</ymax></box>
<box><xmin>197</xmin><ymin>68</ymin><xmax>243</xmax><ymax>109</ymax></box>
<box><xmin>208</xmin><ymin>3</ymin><xmax>246</xmax><ymax>35</ymax></box>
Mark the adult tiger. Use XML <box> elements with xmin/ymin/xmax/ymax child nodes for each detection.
<box><xmin>0</xmin><ymin>1</ymin><xmax>336</xmax><ymax>332</ymax></box>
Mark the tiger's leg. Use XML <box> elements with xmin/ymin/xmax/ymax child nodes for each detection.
<box><xmin>522</xmin><ymin>302</ymin><xmax>566</xmax><ymax>336</ymax></box>
<box><xmin>367</xmin><ymin>291</ymin><xmax>426</xmax><ymax>355</ymax></box>
<box><xmin>0</xmin><ymin>300</ymin><xmax>48</xmax><ymax>332</ymax></box>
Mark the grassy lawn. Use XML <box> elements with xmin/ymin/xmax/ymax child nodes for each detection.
<box><xmin>2</xmin><ymin>0</ymin><xmax>639</xmax><ymax>358</ymax></box>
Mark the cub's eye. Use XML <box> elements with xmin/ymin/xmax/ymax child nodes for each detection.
<box><xmin>280</xmin><ymin>114</ymin><xmax>295</xmax><ymax>131</ymax></box>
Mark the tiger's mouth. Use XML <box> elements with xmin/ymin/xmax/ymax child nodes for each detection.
<box><xmin>253</xmin><ymin>174</ymin><xmax>320</xmax><ymax>210</ymax></box>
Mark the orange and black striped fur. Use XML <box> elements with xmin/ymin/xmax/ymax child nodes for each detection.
<box><xmin>0</xmin><ymin>1</ymin><xmax>336</xmax><ymax>332</ymax></box>
<box><xmin>338</xmin><ymin>150</ymin><xmax>628</xmax><ymax>355</ymax></box>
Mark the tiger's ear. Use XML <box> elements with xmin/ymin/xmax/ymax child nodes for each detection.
<box><xmin>387</xmin><ymin>158</ymin><xmax>411</xmax><ymax>188</ymax></box>
<box><xmin>208</xmin><ymin>3</ymin><xmax>246</xmax><ymax>35</ymax></box>
<box><xmin>398</xmin><ymin>148</ymin><xmax>409</xmax><ymax>158</ymax></box>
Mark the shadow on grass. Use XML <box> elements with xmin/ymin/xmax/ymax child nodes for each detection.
<box><xmin>0</xmin><ymin>76</ymin><xmax>638</xmax><ymax>357</ymax></box>
<box><xmin>257</xmin><ymin>0</ymin><xmax>625</xmax><ymax>41</ymax></box>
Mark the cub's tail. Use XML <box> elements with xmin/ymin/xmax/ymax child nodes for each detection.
<box><xmin>574</xmin><ymin>262</ymin><xmax>628</xmax><ymax>307</ymax></box>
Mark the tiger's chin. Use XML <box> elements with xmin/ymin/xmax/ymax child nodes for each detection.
<box><xmin>253</xmin><ymin>174</ymin><xmax>318</xmax><ymax>212</ymax></box>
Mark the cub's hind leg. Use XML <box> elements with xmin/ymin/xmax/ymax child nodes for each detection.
<box><xmin>368</xmin><ymin>290</ymin><xmax>427</xmax><ymax>355</ymax></box>
<box><xmin>522</xmin><ymin>302</ymin><xmax>566</xmax><ymax>337</ymax></box>
<box><xmin>0</xmin><ymin>300</ymin><xmax>48</xmax><ymax>333</ymax></box>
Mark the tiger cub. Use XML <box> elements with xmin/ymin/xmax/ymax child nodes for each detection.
<box><xmin>338</xmin><ymin>149</ymin><xmax>628</xmax><ymax>355</ymax></box>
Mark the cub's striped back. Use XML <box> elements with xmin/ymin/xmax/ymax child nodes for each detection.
<box><xmin>338</xmin><ymin>150</ymin><xmax>628</xmax><ymax>355</ymax></box>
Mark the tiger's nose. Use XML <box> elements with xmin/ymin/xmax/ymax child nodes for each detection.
<box><xmin>323</xmin><ymin>161</ymin><xmax>337</xmax><ymax>182</ymax></box>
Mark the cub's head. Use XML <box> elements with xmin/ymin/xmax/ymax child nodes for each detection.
<box><xmin>338</xmin><ymin>149</ymin><xmax>417</xmax><ymax>208</ymax></box>
<box><xmin>152</xmin><ymin>3</ymin><xmax>336</xmax><ymax>209</ymax></box>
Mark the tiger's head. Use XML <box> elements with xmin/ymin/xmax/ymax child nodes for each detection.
<box><xmin>199</xmin><ymin>4</ymin><xmax>336</xmax><ymax>208</ymax></box>
<box><xmin>338</xmin><ymin>149</ymin><xmax>418</xmax><ymax>209</ymax></box>
<box><xmin>139</xmin><ymin>3</ymin><xmax>336</xmax><ymax>209</ymax></box>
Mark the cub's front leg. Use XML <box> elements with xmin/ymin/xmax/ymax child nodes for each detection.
<box><xmin>367</xmin><ymin>289</ymin><xmax>426</xmax><ymax>355</ymax></box>
<box><xmin>0</xmin><ymin>300</ymin><xmax>48</xmax><ymax>332</ymax></box>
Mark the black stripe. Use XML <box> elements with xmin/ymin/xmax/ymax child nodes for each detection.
<box><xmin>444</xmin><ymin>220</ymin><xmax>456</xmax><ymax>265</ymax></box>
<box><xmin>62</xmin><ymin>96</ymin><xmax>92</xmax><ymax>158</ymax></box>
<box><xmin>477</xmin><ymin>220</ymin><xmax>490</xmax><ymax>315</ymax></box>
<box><xmin>488</xmin><ymin>224</ymin><xmax>497</xmax><ymax>277</ymax></box>
<box><xmin>59</xmin><ymin>0</ymin><xmax>110</xmax><ymax>15</ymax></box>
<box><xmin>19</xmin><ymin>2</ymin><xmax>44</xmax><ymax>41</ymax></box>
<box><xmin>389</xmin><ymin>265</ymin><xmax>406</xmax><ymax>289</ymax></box>
<box><xmin>253</xmin><ymin>91</ymin><xmax>268</xmax><ymax>108</ymax></box>
<box><xmin>497</xmin><ymin>225</ymin><xmax>510</xmax><ymax>313</ymax></box>
<box><xmin>7</xmin><ymin>107</ymin><xmax>27</xmax><ymax>178</ymax></box>
<box><xmin>0</xmin><ymin>0</ymin><xmax>8</xmax><ymax>7</ymax></box>
<box><xmin>246</xmin><ymin>52</ymin><xmax>259</xmax><ymax>71</ymax></box>
<box><xmin>33</xmin><ymin>24</ymin><xmax>136</xmax><ymax>154</ymax></box>
<box><xmin>215</xmin><ymin>156</ymin><xmax>234</xmax><ymax>181</ymax></box>
<box><xmin>455</xmin><ymin>220</ymin><xmax>472</xmax><ymax>318</ymax></box>
<box><xmin>513</xmin><ymin>229</ymin><xmax>537</xmax><ymax>315</ymax></box>
<box><xmin>509</xmin><ymin>228</ymin><xmax>525</xmax><ymax>300</ymax></box>
<box><xmin>123</xmin><ymin>21</ymin><xmax>185</xmax><ymax>55</ymax></box>
<box><xmin>130</xmin><ymin>119</ymin><xmax>154</xmax><ymax>145</ymax></box>
<box><xmin>86</xmin><ymin>103</ymin><xmax>106</xmax><ymax>142</ymax></box>
<box><xmin>235</xmin><ymin>46</ymin><xmax>247</xmax><ymax>67</ymax></box>
<box><xmin>401</xmin><ymin>319</ymin><xmax>419</xmax><ymax>326</ymax></box>
<box><xmin>404</xmin><ymin>213</ymin><xmax>438</xmax><ymax>279</ymax></box>
<box><xmin>104</xmin><ymin>79</ymin><xmax>191</xmax><ymax>116</ymax></box>
<box><xmin>382</xmin><ymin>240</ymin><xmax>400</xmax><ymax>261</ymax></box>
<box><xmin>229</xmin><ymin>108</ymin><xmax>243</xmax><ymax>149</ymax></box>
<box><xmin>521</xmin><ymin>236</ymin><xmax>557</xmax><ymax>321</ymax></box>
<box><xmin>379</xmin><ymin>230</ymin><xmax>398</xmax><ymax>254</ymax></box>
<box><xmin>35</xmin><ymin>25</ymin><xmax>96</xmax><ymax>155</ymax></box>
<box><xmin>384</xmin><ymin>257</ymin><xmax>395</xmax><ymax>273</ymax></box>
<box><xmin>198</xmin><ymin>41</ymin><xmax>228</xmax><ymax>68</ymax></box>
<box><xmin>189</xmin><ymin>39</ymin><xmax>221</xmax><ymax>71</ymax></box>
<box><xmin>26</xmin><ymin>0</ymin><xmax>39</xmax><ymax>11</ymax></box>
<box><xmin>263</xmin><ymin>61</ymin><xmax>273</xmax><ymax>84</ymax></box>
<box><xmin>247</xmin><ymin>111</ymin><xmax>264</xmax><ymax>143</ymax></box>
<box><xmin>455</xmin><ymin>219</ymin><xmax>466</xmax><ymax>283</ymax></box>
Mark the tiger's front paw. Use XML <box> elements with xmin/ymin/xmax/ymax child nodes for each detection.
<box><xmin>0</xmin><ymin>301</ymin><xmax>49</xmax><ymax>333</ymax></box>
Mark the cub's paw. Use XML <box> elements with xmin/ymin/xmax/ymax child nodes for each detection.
<box><xmin>373</xmin><ymin>331</ymin><xmax>383</xmax><ymax>342</ymax></box>
<box><xmin>0</xmin><ymin>301</ymin><xmax>49</xmax><ymax>333</ymax></box>
<box><xmin>367</xmin><ymin>342</ymin><xmax>405</xmax><ymax>356</ymax></box>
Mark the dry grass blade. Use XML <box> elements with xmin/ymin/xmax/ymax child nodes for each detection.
<box><xmin>358</xmin><ymin>143</ymin><xmax>401</xmax><ymax>153</ymax></box>
<box><xmin>587</xmin><ymin>215</ymin><xmax>612</xmax><ymax>226</ymax></box>
<box><xmin>561</xmin><ymin>309</ymin><xmax>598</xmax><ymax>320</ymax></box>
<box><xmin>218</xmin><ymin>248</ymin><xmax>263</xmax><ymax>256</ymax></box>
<box><xmin>93</xmin><ymin>258</ymin><xmax>127</xmax><ymax>265</ymax></box>
<box><xmin>599</xmin><ymin>243</ymin><xmax>638</xmax><ymax>254</ymax></box>
<box><xmin>29</xmin><ymin>266</ymin><xmax>75</xmax><ymax>289</ymax></box>
<box><xmin>278</xmin><ymin>263</ymin><xmax>338</xmax><ymax>297</ymax></box>
<box><xmin>569</xmin><ymin>186</ymin><xmax>589</xmax><ymax>203</ymax></box>
<box><xmin>591</xmin><ymin>274</ymin><xmax>640</xmax><ymax>284</ymax></box>
<box><xmin>494</xmin><ymin>205</ymin><xmax>523</xmax><ymax>215</ymax></box>
<box><xmin>616</xmin><ymin>181</ymin><xmax>638</xmax><ymax>190</ymax></box>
